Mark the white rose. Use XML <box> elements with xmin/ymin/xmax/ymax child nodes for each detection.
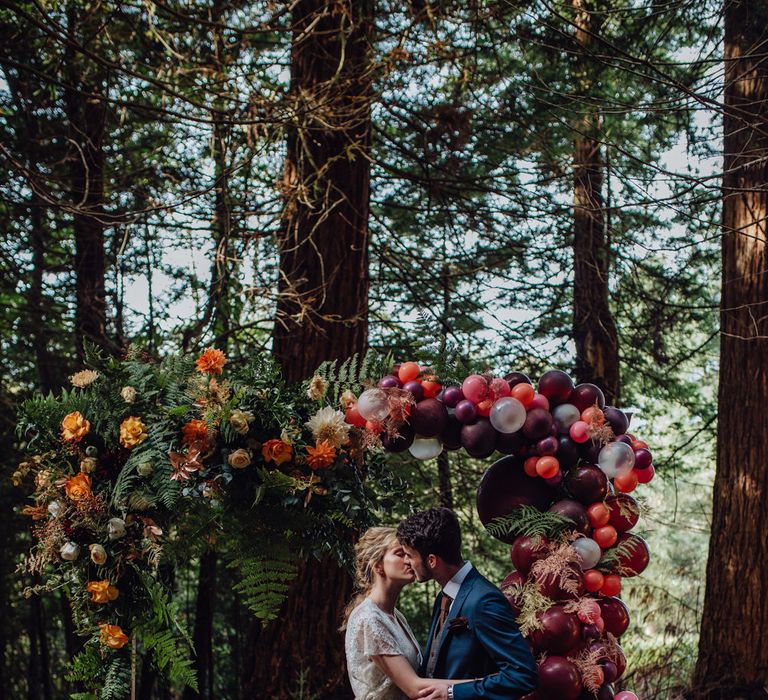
<box><xmin>48</xmin><ymin>500</ymin><xmax>64</xmax><ymax>518</ymax></box>
<box><xmin>60</xmin><ymin>542</ymin><xmax>80</xmax><ymax>561</ymax></box>
<box><xmin>107</xmin><ymin>518</ymin><xmax>127</xmax><ymax>540</ymax></box>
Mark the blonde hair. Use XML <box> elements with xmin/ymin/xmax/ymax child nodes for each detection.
<box><xmin>340</xmin><ymin>526</ymin><xmax>397</xmax><ymax>629</ymax></box>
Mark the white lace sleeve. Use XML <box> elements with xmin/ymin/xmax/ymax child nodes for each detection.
<box><xmin>353</xmin><ymin>607</ymin><xmax>401</xmax><ymax>656</ymax></box>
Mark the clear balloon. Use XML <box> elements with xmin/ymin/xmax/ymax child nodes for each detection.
<box><xmin>571</xmin><ymin>537</ymin><xmax>601</xmax><ymax>569</ymax></box>
<box><xmin>553</xmin><ymin>403</ymin><xmax>581</xmax><ymax>434</ymax></box>
<box><xmin>357</xmin><ymin>388</ymin><xmax>391</xmax><ymax>422</ymax></box>
<box><xmin>598</xmin><ymin>441</ymin><xmax>636</xmax><ymax>479</ymax></box>
<box><xmin>489</xmin><ymin>397</ymin><xmax>526</xmax><ymax>434</ymax></box>
<box><xmin>408</xmin><ymin>436</ymin><xmax>443</xmax><ymax>460</ymax></box>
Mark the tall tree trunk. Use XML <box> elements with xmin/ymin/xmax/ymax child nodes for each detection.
<box><xmin>64</xmin><ymin>4</ymin><xmax>113</xmax><ymax>361</ymax></box>
<box><xmin>571</xmin><ymin>0</ymin><xmax>620</xmax><ymax>404</ymax></box>
<box><xmin>692</xmin><ymin>3</ymin><xmax>768</xmax><ymax>697</ymax></box>
<box><xmin>245</xmin><ymin>1</ymin><xmax>373</xmax><ymax>698</ymax></box>
<box><xmin>183</xmin><ymin>551</ymin><xmax>217</xmax><ymax>700</ymax></box>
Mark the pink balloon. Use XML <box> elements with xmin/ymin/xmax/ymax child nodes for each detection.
<box><xmin>529</xmin><ymin>393</ymin><xmax>550</xmax><ymax>410</ymax></box>
<box><xmin>462</xmin><ymin>374</ymin><xmax>489</xmax><ymax>404</ymax></box>
<box><xmin>569</xmin><ymin>420</ymin><xmax>590</xmax><ymax>443</ymax></box>
<box><xmin>489</xmin><ymin>377</ymin><xmax>511</xmax><ymax>400</ymax></box>
<box><xmin>615</xmin><ymin>693</ymin><xmax>639</xmax><ymax>700</ymax></box>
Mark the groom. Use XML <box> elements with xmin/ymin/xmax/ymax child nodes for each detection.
<box><xmin>397</xmin><ymin>508</ymin><xmax>538</xmax><ymax>700</ymax></box>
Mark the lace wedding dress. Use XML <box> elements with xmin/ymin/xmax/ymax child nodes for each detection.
<box><xmin>345</xmin><ymin>598</ymin><xmax>423</xmax><ymax>700</ymax></box>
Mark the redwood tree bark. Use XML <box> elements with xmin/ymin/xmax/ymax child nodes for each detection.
<box><xmin>692</xmin><ymin>3</ymin><xmax>768</xmax><ymax>697</ymax></box>
<box><xmin>245</xmin><ymin>1</ymin><xmax>373</xmax><ymax>697</ymax></box>
<box><xmin>571</xmin><ymin>0</ymin><xmax>620</xmax><ymax>404</ymax></box>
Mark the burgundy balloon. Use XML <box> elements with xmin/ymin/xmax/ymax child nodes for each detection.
<box><xmin>601</xmin><ymin>661</ymin><xmax>618</xmax><ymax>684</ymax></box>
<box><xmin>603</xmin><ymin>406</ymin><xmax>629</xmax><ymax>436</ymax></box>
<box><xmin>496</xmin><ymin>430</ymin><xmax>525</xmax><ymax>455</ymax></box>
<box><xmin>534</xmin><ymin>563</ymin><xmax>585</xmax><ymax>601</ymax></box>
<box><xmin>582</xmin><ymin>623</ymin><xmax>600</xmax><ymax>641</ymax></box>
<box><xmin>440</xmin><ymin>414</ymin><xmax>463</xmax><ymax>451</ymax></box>
<box><xmin>454</xmin><ymin>399</ymin><xmax>478</xmax><ymax>424</ymax></box>
<box><xmin>378</xmin><ymin>375</ymin><xmax>402</xmax><ymax>389</ymax></box>
<box><xmin>537</xmin><ymin>370</ymin><xmax>576</xmax><ymax>406</ymax></box>
<box><xmin>615</xmin><ymin>533</ymin><xmax>650</xmax><ymax>576</ymax></box>
<box><xmin>544</xmin><ymin>472</ymin><xmax>564</xmax><ymax>486</ymax></box>
<box><xmin>504</xmin><ymin>371</ymin><xmax>532</xmax><ymax>387</ymax></box>
<box><xmin>598</xmin><ymin>596</ymin><xmax>630</xmax><ymax>637</ymax></box>
<box><xmin>613</xmin><ymin>644</ymin><xmax>627</xmax><ymax>679</ymax></box>
<box><xmin>606</xmin><ymin>494</ymin><xmax>640</xmax><ymax>532</ymax></box>
<box><xmin>402</xmin><ymin>380</ymin><xmax>424</xmax><ymax>402</ymax></box>
<box><xmin>567</xmin><ymin>465</ymin><xmax>609</xmax><ymax>505</ymax></box>
<box><xmin>614</xmin><ymin>434</ymin><xmax>632</xmax><ymax>445</ymax></box>
<box><xmin>634</xmin><ymin>447</ymin><xmax>653</xmax><ymax>469</ymax></box>
<box><xmin>549</xmin><ymin>499</ymin><xmax>590</xmax><ymax>535</ymax></box>
<box><xmin>557</xmin><ymin>436</ymin><xmax>580</xmax><ymax>468</ymax></box>
<box><xmin>440</xmin><ymin>385</ymin><xmax>464</xmax><ymax>408</ymax></box>
<box><xmin>381</xmin><ymin>422</ymin><xmax>414</xmax><ymax>452</ymax></box>
<box><xmin>570</xmin><ymin>383</ymin><xmax>606</xmax><ymax>412</ymax></box>
<box><xmin>530</xmin><ymin>605</ymin><xmax>582</xmax><ymax>655</ymax></box>
<box><xmin>510</xmin><ymin>535</ymin><xmax>550</xmax><ymax>575</ymax></box>
<box><xmin>579</xmin><ymin>439</ymin><xmax>603</xmax><ymax>464</ymax></box>
<box><xmin>537</xmin><ymin>435</ymin><xmax>559</xmax><ymax>456</ymax></box>
<box><xmin>500</xmin><ymin>569</ymin><xmax>526</xmax><ymax>615</ymax></box>
<box><xmin>460</xmin><ymin>418</ymin><xmax>497</xmax><ymax>458</ymax></box>
<box><xmin>408</xmin><ymin>398</ymin><xmax>448</xmax><ymax>438</ymax></box>
<box><xmin>538</xmin><ymin>656</ymin><xmax>582</xmax><ymax>700</ymax></box>
<box><xmin>476</xmin><ymin>456</ymin><xmax>556</xmax><ymax>542</ymax></box>
<box><xmin>391</xmin><ymin>363</ymin><xmax>401</xmax><ymax>375</ymax></box>
<box><xmin>522</xmin><ymin>407</ymin><xmax>554</xmax><ymax>440</ymax></box>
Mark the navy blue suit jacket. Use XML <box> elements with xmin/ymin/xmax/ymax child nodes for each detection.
<box><xmin>421</xmin><ymin>567</ymin><xmax>538</xmax><ymax>700</ymax></box>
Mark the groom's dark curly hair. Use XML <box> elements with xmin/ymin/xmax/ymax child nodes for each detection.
<box><xmin>397</xmin><ymin>507</ymin><xmax>462</xmax><ymax>565</ymax></box>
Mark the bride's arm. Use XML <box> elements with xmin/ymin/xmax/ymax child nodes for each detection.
<box><xmin>371</xmin><ymin>655</ymin><xmax>472</xmax><ymax>700</ymax></box>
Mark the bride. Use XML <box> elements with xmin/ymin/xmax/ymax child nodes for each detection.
<box><xmin>343</xmin><ymin>527</ymin><xmax>465</xmax><ymax>700</ymax></box>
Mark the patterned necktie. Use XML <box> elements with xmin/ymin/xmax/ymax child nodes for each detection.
<box><xmin>435</xmin><ymin>593</ymin><xmax>453</xmax><ymax>638</ymax></box>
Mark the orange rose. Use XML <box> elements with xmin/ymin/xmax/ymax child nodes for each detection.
<box><xmin>182</xmin><ymin>419</ymin><xmax>211</xmax><ymax>451</ymax></box>
<box><xmin>119</xmin><ymin>416</ymin><xmax>148</xmax><ymax>449</ymax></box>
<box><xmin>65</xmin><ymin>473</ymin><xmax>92</xmax><ymax>502</ymax></box>
<box><xmin>305</xmin><ymin>440</ymin><xmax>336</xmax><ymax>470</ymax></box>
<box><xmin>99</xmin><ymin>623</ymin><xmax>129</xmax><ymax>649</ymax></box>
<box><xmin>61</xmin><ymin>411</ymin><xmax>90</xmax><ymax>443</ymax></box>
<box><xmin>261</xmin><ymin>439</ymin><xmax>293</xmax><ymax>466</ymax></box>
<box><xmin>86</xmin><ymin>580</ymin><xmax>119</xmax><ymax>604</ymax></box>
<box><xmin>195</xmin><ymin>348</ymin><xmax>226</xmax><ymax>375</ymax></box>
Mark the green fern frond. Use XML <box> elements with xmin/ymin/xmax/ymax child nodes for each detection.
<box><xmin>101</xmin><ymin>653</ymin><xmax>132</xmax><ymax>700</ymax></box>
<box><xmin>484</xmin><ymin>506</ymin><xmax>573</xmax><ymax>540</ymax></box>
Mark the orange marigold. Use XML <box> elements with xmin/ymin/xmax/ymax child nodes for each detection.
<box><xmin>196</xmin><ymin>347</ymin><xmax>227</xmax><ymax>375</ymax></box>
<box><xmin>182</xmin><ymin>419</ymin><xmax>211</xmax><ymax>451</ymax></box>
<box><xmin>99</xmin><ymin>623</ymin><xmax>129</xmax><ymax>649</ymax></box>
<box><xmin>305</xmin><ymin>440</ymin><xmax>336</xmax><ymax>470</ymax></box>
<box><xmin>86</xmin><ymin>580</ymin><xmax>119</xmax><ymax>604</ymax></box>
<box><xmin>61</xmin><ymin>411</ymin><xmax>90</xmax><ymax>443</ymax></box>
<box><xmin>65</xmin><ymin>473</ymin><xmax>92</xmax><ymax>502</ymax></box>
<box><xmin>261</xmin><ymin>439</ymin><xmax>293</xmax><ymax>466</ymax></box>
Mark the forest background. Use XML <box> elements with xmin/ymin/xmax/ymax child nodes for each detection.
<box><xmin>1</xmin><ymin>0</ymin><xmax>766</xmax><ymax>698</ymax></box>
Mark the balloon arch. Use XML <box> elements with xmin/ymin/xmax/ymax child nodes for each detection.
<box><xmin>14</xmin><ymin>351</ymin><xmax>649</xmax><ymax>699</ymax></box>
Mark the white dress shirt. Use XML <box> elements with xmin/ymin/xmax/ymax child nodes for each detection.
<box><xmin>443</xmin><ymin>561</ymin><xmax>473</xmax><ymax>611</ymax></box>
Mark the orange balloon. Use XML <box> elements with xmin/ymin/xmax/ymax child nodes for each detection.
<box><xmin>510</xmin><ymin>383</ymin><xmax>535</xmax><ymax>406</ymax></box>
<box><xmin>476</xmin><ymin>399</ymin><xmax>493</xmax><ymax>417</ymax></box>
<box><xmin>584</xmin><ymin>569</ymin><xmax>604</xmax><ymax>593</ymax></box>
<box><xmin>601</xmin><ymin>574</ymin><xmax>622</xmax><ymax>596</ymax></box>
<box><xmin>365</xmin><ymin>420</ymin><xmax>383</xmax><ymax>434</ymax></box>
<box><xmin>615</xmin><ymin>470</ymin><xmax>639</xmax><ymax>493</ymax></box>
<box><xmin>593</xmin><ymin>525</ymin><xmax>618</xmax><ymax>549</ymax></box>
<box><xmin>422</xmin><ymin>377</ymin><xmax>442</xmax><ymax>399</ymax></box>
<box><xmin>535</xmin><ymin>456</ymin><xmax>560</xmax><ymax>479</ymax></box>
<box><xmin>524</xmin><ymin>457</ymin><xmax>539</xmax><ymax>478</ymax></box>
<box><xmin>398</xmin><ymin>361</ymin><xmax>420</xmax><ymax>384</ymax></box>
<box><xmin>587</xmin><ymin>502</ymin><xmax>610</xmax><ymax>528</ymax></box>
<box><xmin>581</xmin><ymin>406</ymin><xmax>605</xmax><ymax>425</ymax></box>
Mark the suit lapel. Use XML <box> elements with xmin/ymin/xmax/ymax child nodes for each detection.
<box><xmin>434</xmin><ymin>568</ymin><xmax>478</xmax><ymax>659</ymax></box>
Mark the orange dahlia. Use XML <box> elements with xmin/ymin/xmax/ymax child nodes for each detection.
<box><xmin>195</xmin><ymin>348</ymin><xmax>226</xmax><ymax>375</ymax></box>
<box><xmin>305</xmin><ymin>440</ymin><xmax>336</xmax><ymax>470</ymax></box>
<box><xmin>182</xmin><ymin>419</ymin><xmax>211</xmax><ymax>451</ymax></box>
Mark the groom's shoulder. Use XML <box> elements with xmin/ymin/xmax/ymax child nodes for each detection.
<box><xmin>466</xmin><ymin>568</ymin><xmax>504</xmax><ymax>600</ymax></box>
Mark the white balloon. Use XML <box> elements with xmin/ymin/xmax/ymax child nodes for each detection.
<box><xmin>408</xmin><ymin>436</ymin><xmax>443</xmax><ymax>460</ymax></box>
<box><xmin>571</xmin><ymin>537</ymin><xmax>601</xmax><ymax>569</ymax></box>
<box><xmin>357</xmin><ymin>388</ymin><xmax>391</xmax><ymax>422</ymax></box>
<box><xmin>489</xmin><ymin>397</ymin><xmax>526</xmax><ymax>434</ymax></box>
<box><xmin>598</xmin><ymin>441</ymin><xmax>636</xmax><ymax>479</ymax></box>
<box><xmin>552</xmin><ymin>403</ymin><xmax>581</xmax><ymax>434</ymax></box>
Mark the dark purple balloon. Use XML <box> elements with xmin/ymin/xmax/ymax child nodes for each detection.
<box><xmin>440</xmin><ymin>385</ymin><xmax>464</xmax><ymax>408</ymax></box>
<box><xmin>522</xmin><ymin>408</ymin><xmax>554</xmax><ymax>440</ymax></box>
<box><xmin>578</xmin><ymin>438</ymin><xmax>603</xmax><ymax>463</ymax></box>
<box><xmin>378</xmin><ymin>375</ymin><xmax>402</xmax><ymax>389</ymax></box>
<box><xmin>614</xmin><ymin>434</ymin><xmax>632</xmax><ymax>445</ymax></box>
<box><xmin>455</xmin><ymin>399</ymin><xmax>478</xmax><ymax>424</ymax></box>
<box><xmin>557</xmin><ymin>436</ymin><xmax>580</xmax><ymax>468</ymax></box>
<box><xmin>601</xmin><ymin>661</ymin><xmax>618</xmax><ymax>684</ymax></box>
<box><xmin>530</xmin><ymin>606</ymin><xmax>581</xmax><ymax>655</ymax></box>
<box><xmin>537</xmin><ymin>436</ymin><xmax>559</xmax><ymax>456</ymax></box>
<box><xmin>408</xmin><ymin>398</ymin><xmax>448</xmax><ymax>438</ymax></box>
<box><xmin>598</xmin><ymin>596</ymin><xmax>630</xmax><ymax>637</ymax></box>
<box><xmin>603</xmin><ymin>406</ymin><xmax>629</xmax><ymax>436</ymax></box>
<box><xmin>582</xmin><ymin>623</ymin><xmax>600</xmax><ymax>641</ymax></box>
<box><xmin>402</xmin><ymin>380</ymin><xmax>424</xmax><ymax>402</ymax></box>
<box><xmin>496</xmin><ymin>430</ymin><xmax>525</xmax><ymax>455</ymax></box>
<box><xmin>381</xmin><ymin>422</ymin><xmax>414</xmax><ymax>452</ymax></box>
<box><xmin>504</xmin><ymin>371</ymin><xmax>532</xmax><ymax>387</ymax></box>
<box><xmin>634</xmin><ymin>447</ymin><xmax>653</xmax><ymax>469</ymax></box>
<box><xmin>461</xmin><ymin>418</ymin><xmax>497</xmax><ymax>458</ymax></box>
<box><xmin>537</xmin><ymin>656</ymin><xmax>582</xmax><ymax>700</ymax></box>
<box><xmin>440</xmin><ymin>414</ymin><xmax>463</xmax><ymax>451</ymax></box>
<box><xmin>544</xmin><ymin>472</ymin><xmax>563</xmax><ymax>486</ymax></box>
<box><xmin>510</xmin><ymin>535</ymin><xmax>550</xmax><ymax>575</ymax></box>
<box><xmin>570</xmin><ymin>383</ymin><xmax>606</xmax><ymax>412</ymax></box>
<box><xmin>537</xmin><ymin>370</ymin><xmax>576</xmax><ymax>406</ymax></box>
<box><xmin>567</xmin><ymin>465</ymin><xmax>609</xmax><ymax>505</ymax></box>
<box><xmin>549</xmin><ymin>499</ymin><xmax>590</xmax><ymax>534</ymax></box>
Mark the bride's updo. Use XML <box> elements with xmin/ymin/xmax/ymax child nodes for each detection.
<box><xmin>341</xmin><ymin>526</ymin><xmax>397</xmax><ymax>628</ymax></box>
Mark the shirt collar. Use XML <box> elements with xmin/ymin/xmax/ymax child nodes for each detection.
<box><xmin>442</xmin><ymin>561</ymin><xmax>472</xmax><ymax>600</ymax></box>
